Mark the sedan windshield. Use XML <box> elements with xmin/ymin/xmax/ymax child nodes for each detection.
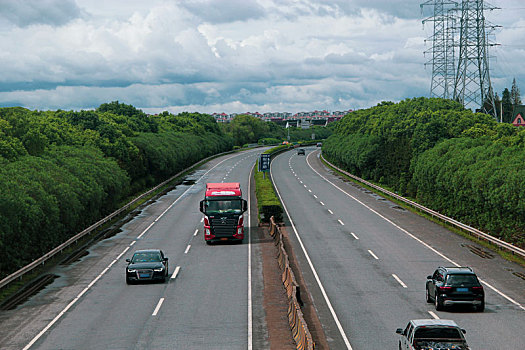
<box><xmin>204</xmin><ymin>199</ymin><xmax>242</xmax><ymax>214</ymax></box>
<box><xmin>132</xmin><ymin>252</ymin><xmax>162</xmax><ymax>263</ymax></box>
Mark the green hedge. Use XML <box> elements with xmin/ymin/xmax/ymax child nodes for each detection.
<box><xmin>254</xmin><ymin>159</ymin><xmax>283</xmax><ymax>223</ymax></box>
<box><xmin>323</xmin><ymin>97</ymin><xmax>525</xmax><ymax>248</ymax></box>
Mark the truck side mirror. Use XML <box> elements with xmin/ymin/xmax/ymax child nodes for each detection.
<box><xmin>199</xmin><ymin>200</ymin><xmax>204</xmax><ymax>213</ymax></box>
<box><xmin>395</xmin><ymin>328</ymin><xmax>403</xmax><ymax>334</ymax></box>
<box><xmin>242</xmin><ymin>199</ymin><xmax>248</xmax><ymax>212</ymax></box>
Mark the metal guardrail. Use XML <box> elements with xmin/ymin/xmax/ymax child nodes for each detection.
<box><xmin>0</xmin><ymin>150</ymin><xmax>235</xmax><ymax>290</ymax></box>
<box><xmin>321</xmin><ymin>154</ymin><xmax>525</xmax><ymax>259</ymax></box>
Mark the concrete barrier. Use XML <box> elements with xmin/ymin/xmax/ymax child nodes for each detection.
<box><xmin>270</xmin><ymin>216</ymin><xmax>315</xmax><ymax>350</ymax></box>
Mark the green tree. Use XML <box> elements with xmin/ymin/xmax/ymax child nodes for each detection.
<box><xmin>501</xmin><ymin>88</ymin><xmax>513</xmax><ymax>123</ymax></box>
<box><xmin>510</xmin><ymin>78</ymin><xmax>522</xmax><ymax>107</ymax></box>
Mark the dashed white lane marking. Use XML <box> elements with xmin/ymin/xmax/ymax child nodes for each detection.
<box><xmin>300</xmin><ymin>181</ymin><xmax>303</xmax><ymax>184</ymax></box>
<box><xmin>320</xmin><ymin>201</ymin><xmax>325</xmax><ymax>206</ymax></box>
<box><xmin>328</xmin><ymin>209</ymin><xmax>334</xmax><ymax>215</ymax></box>
<box><xmin>338</xmin><ymin>219</ymin><xmax>345</xmax><ymax>226</ymax></box>
<box><xmin>350</xmin><ymin>232</ymin><xmax>359</xmax><ymax>240</ymax></box>
<box><xmin>152</xmin><ymin>298</ymin><xmax>165</xmax><ymax>316</ymax></box>
<box><xmin>392</xmin><ymin>274</ymin><xmax>408</xmax><ymax>288</ymax></box>
<box><xmin>428</xmin><ymin>311</ymin><xmax>439</xmax><ymax>319</ymax></box>
<box><xmin>368</xmin><ymin>250</ymin><xmax>378</xmax><ymax>260</ymax></box>
<box><xmin>308</xmin><ymin>189</ymin><xmax>312</xmax><ymax>193</ymax></box>
<box><xmin>130</xmin><ymin>240</ymin><xmax>136</xmax><ymax>246</ymax></box>
<box><xmin>305</xmin><ymin>153</ymin><xmax>525</xmax><ymax>311</ymax></box>
<box><xmin>171</xmin><ymin>266</ymin><xmax>181</xmax><ymax>279</ymax></box>
<box><xmin>271</xmin><ymin>154</ymin><xmax>353</xmax><ymax>350</ymax></box>
<box><xmin>194</xmin><ymin>229</ymin><xmax>199</xmax><ymax>236</ymax></box>
<box><xmin>184</xmin><ymin>245</ymin><xmax>191</xmax><ymax>254</ymax></box>
<box><xmin>313</xmin><ymin>195</ymin><xmax>317</xmax><ymax>198</ymax></box>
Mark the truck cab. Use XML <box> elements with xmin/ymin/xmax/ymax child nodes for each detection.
<box><xmin>396</xmin><ymin>319</ymin><xmax>469</xmax><ymax>350</ymax></box>
<box><xmin>199</xmin><ymin>183</ymin><xmax>248</xmax><ymax>244</ymax></box>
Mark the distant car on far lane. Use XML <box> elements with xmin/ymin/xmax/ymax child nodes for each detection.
<box><xmin>297</xmin><ymin>148</ymin><xmax>305</xmax><ymax>155</ymax></box>
<box><xmin>126</xmin><ymin>249</ymin><xmax>169</xmax><ymax>284</ymax></box>
<box><xmin>316</xmin><ymin>142</ymin><xmax>322</xmax><ymax>147</ymax></box>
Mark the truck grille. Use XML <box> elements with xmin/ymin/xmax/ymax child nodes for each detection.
<box><xmin>210</xmin><ymin>217</ymin><xmax>237</xmax><ymax>236</ymax></box>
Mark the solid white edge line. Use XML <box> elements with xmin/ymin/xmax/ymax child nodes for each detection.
<box><xmin>156</xmin><ymin>152</ymin><xmax>250</xmax><ymax>222</ymax></box>
<box><xmin>350</xmin><ymin>232</ymin><xmax>359</xmax><ymax>240</ymax></box>
<box><xmin>152</xmin><ymin>298</ymin><xmax>165</xmax><ymax>316</ymax></box>
<box><xmin>368</xmin><ymin>250</ymin><xmax>378</xmax><ymax>260</ymax></box>
<box><xmin>271</xmin><ymin>153</ymin><xmax>353</xmax><ymax>350</ymax></box>
<box><xmin>22</xmin><ymin>150</ymin><xmax>263</xmax><ymax>350</ymax></box>
<box><xmin>428</xmin><ymin>311</ymin><xmax>440</xmax><ymax>319</ymax></box>
<box><xmin>305</xmin><ymin>152</ymin><xmax>525</xmax><ymax>311</ymax></box>
<box><xmin>22</xmin><ymin>246</ymin><xmax>129</xmax><ymax>350</ymax></box>
<box><xmin>171</xmin><ymin>266</ymin><xmax>181</xmax><ymax>279</ymax></box>
<box><xmin>137</xmin><ymin>221</ymin><xmax>155</xmax><ymax>239</ymax></box>
<box><xmin>392</xmin><ymin>274</ymin><xmax>408</xmax><ymax>288</ymax></box>
<box><xmin>194</xmin><ymin>229</ymin><xmax>198</xmax><ymax>236</ymax></box>
<box><xmin>248</xmin><ymin>162</ymin><xmax>254</xmax><ymax>350</ymax></box>
<box><xmin>184</xmin><ymin>245</ymin><xmax>191</xmax><ymax>254</ymax></box>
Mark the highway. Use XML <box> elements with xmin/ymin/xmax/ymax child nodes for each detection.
<box><xmin>1</xmin><ymin>145</ymin><xmax>524</xmax><ymax>349</ymax></box>
<box><xmin>270</xmin><ymin>147</ymin><xmax>525</xmax><ymax>349</ymax></box>
<box><xmin>0</xmin><ymin>148</ymin><xmax>268</xmax><ymax>350</ymax></box>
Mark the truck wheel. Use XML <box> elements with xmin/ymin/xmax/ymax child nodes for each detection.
<box><xmin>435</xmin><ymin>295</ymin><xmax>443</xmax><ymax>311</ymax></box>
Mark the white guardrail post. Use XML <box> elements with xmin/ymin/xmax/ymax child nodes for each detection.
<box><xmin>321</xmin><ymin>154</ymin><xmax>525</xmax><ymax>259</ymax></box>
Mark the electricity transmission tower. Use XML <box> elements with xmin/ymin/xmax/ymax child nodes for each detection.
<box><xmin>454</xmin><ymin>0</ymin><xmax>497</xmax><ymax>117</ymax></box>
<box><xmin>422</xmin><ymin>0</ymin><xmax>498</xmax><ymax>118</ymax></box>
<box><xmin>421</xmin><ymin>1</ymin><xmax>458</xmax><ymax>99</ymax></box>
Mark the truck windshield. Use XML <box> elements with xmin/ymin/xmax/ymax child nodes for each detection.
<box><xmin>204</xmin><ymin>199</ymin><xmax>242</xmax><ymax>214</ymax></box>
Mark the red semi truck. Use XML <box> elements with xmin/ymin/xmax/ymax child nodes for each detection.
<box><xmin>199</xmin><ymin>183</ymin><xmax>247</xmax><ymax>244</ymax></box>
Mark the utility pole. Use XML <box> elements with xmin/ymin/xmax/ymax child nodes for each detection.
<box><xmin>421</xmin><ymin>0</ymin><xmax>458</xmax><ymax>99</ymax></box>
<box><xmin>453</xmin><ymin>0</ymin><xmax>498</xmax><ymax>118</ymax></box>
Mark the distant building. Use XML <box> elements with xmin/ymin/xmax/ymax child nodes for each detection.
<box><xmin>512</xmin><ymin>105</ymin><xmax>525</xmax><ymax>127</ymax></box>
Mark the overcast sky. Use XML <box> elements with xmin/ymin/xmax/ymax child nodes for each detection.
<box><xmin>0</xmin><ymin>0</ymin><xmax>523</xmax><ymax>114</ymax></box>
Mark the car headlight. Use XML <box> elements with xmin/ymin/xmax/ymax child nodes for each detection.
<box><xmin>154</xmin><ymin>268</ymin><xmax>164</xmax><ymax>272</ymax></box>
<box><xmin>127</xmin><ymin>269</ymin><xmax>136</xmax><ymax>273</ymax></box>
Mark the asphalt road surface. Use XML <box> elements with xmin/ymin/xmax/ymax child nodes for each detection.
<box><xmin>2</xmin><ymin>146</ymin><xmax>524</xmax><ymax>349</ymax></box>
<box><xmin>0</xmin><ymin>148</ymin><xmax>268</xmax><ymax>350</ymax></box>
<box><xmin>270</xmin><ymin>147</ymin><xmax>525</xmax><ymax>350</ymax></box>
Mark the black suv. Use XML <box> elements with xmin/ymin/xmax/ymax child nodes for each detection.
<box><xmin>426</xmin><ymin>266</ymin><xmax>484</xmax><ymax>311</ymax></box>
<box><xmin>297</xmin><ymin>148</ymin><xmax>305</xmax><ymax>155</ymax></box>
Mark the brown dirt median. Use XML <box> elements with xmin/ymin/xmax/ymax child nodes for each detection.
<box><xmin>260</xmin><ymin>223</ymin><xmax>329</xmax><ymax>350</ymax></box>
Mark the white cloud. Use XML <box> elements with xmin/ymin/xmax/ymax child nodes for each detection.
<box><xmin>0</xmin><ymin>0</ymin><xmax>524</xmax><ymax>113</ymax></box>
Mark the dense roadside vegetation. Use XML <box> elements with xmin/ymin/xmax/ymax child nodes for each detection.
<box><xmin>0</xmin><ymin>102</ymin><xmax>332</xmax><ymax>279</ymax></box>
<box><xmin>323</xmin><ymin>97</ymin><xmax>525</xmax><ymax>248</ymax></box>
<box><xmin>0</xmin><ymin>103</ymin><xmax>233</xmax><ymax>278</ymax></box>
